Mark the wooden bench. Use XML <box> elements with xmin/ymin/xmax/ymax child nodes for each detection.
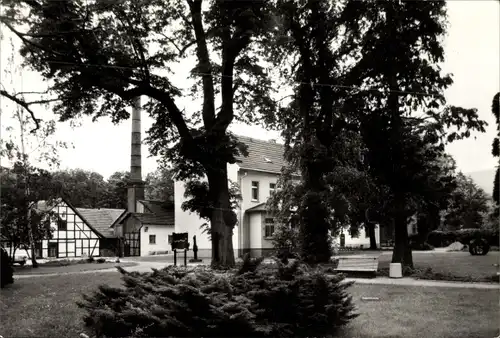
<box><xmin>334</xmin><ymin>255</ymin><xmax>379</xmax><ymax>275</ymax></box>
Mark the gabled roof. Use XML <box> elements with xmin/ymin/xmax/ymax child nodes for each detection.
<box><xmin>77</xmin><ymin>208</ymin><xmax>125</xmax><ymax>238</ymax></box>
<box><xmin>36</xmin><ymin>197</ymin><xmax>106</xmax><ymax>238</ymax></box>
<box><xmin>235</xmin><ymin>136</ymin><xmax>288</xmax><ymax>174</ymax></box>
<box><xmin>113</xmin><ymin>199</ymin><xmax>175</xmax><ymax>227</ymax></box>
<box><xmin>138</xmin><ymin>200</ymin><xmax>174</xmax><ymax>216</ymax></box>
<box><xmin>124</xmin><ymin>212</ymin><xmax>175</xmax><ymax>226</ymax></box>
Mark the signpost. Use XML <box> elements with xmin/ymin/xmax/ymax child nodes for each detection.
<box><xmin>171</xmin><ymin>232</ymin><xmax>189</xmax><ymax>267</ymax></box>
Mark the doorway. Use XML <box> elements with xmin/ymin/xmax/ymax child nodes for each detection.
<box><xmin>48</xmin><ymin>242</ymin><xmax>58</xmax><ymax>258</ymax></box>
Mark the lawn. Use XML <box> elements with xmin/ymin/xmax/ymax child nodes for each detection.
<box><xmin>377</xmin><ymin>251</ymin><xmax>499</xmax><ymax>281</ymax></box>
<box><xmin>0</xmin><ymin>271</ymin><xmax>498</xmax><ymax>338</ymax></box>
<box><xmin>14</xmin><ymin>261</ymin><xmax>138</xmax><ymax>275</ymax></box>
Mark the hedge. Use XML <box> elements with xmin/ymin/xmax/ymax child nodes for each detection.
<box><xmin>426</xmin><ymin>229</ymin><xmax>499</xmax><ymax>248</ymax></box>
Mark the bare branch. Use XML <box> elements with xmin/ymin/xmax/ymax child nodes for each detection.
<box><xmin>159</xmin><ymin>33</ymin><xmax>196</xmax><ymax>57</ymax></box>
<box><xmin>0</xmin><ymin>90</ymin><xmax>41</xmax><ymax>133</ymax></box>
<box><xmin>1</xmin><ymin>20</ymin><xmax>68</xmax><ymax>58</ymax></box>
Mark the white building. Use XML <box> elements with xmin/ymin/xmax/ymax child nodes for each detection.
<box><xmin>175</xmin><ymin>136</ymin><xmax>380</xmax><ymax>258</ymax></box>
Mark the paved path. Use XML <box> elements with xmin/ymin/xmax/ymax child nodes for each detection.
<box><xmin>14</xmin><ymin>260</ymin><xmax>499</xmax><ymax>290</ymax></box>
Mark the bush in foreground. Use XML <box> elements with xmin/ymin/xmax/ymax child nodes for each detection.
<box><xmin>77</xmin><ymin>257</ymin><xmax>358</xmax><ymax>337</ymax></box>
<box><xmin>1</xmin><ymin>247</ymin><xmax>14</xmax><ymax>288</ymax></box>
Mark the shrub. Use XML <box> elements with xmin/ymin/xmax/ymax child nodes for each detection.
<box><xmin>272</xmin><ymin>224</ymin><xmax>300</xmax><ymax>263</ymax></box>
<box><xmin>96</xmin><ymin>258</ymin><xmax>106</xmax><ymax>263</ymax></box>
<box><xmin>86</xmin><ymin>256</ymin><xmax>95</xmax><ymax>263</ymax></box>
<box><xmin>1</xmin><ymin>247</ymin><xmax>14</xmax><ymax>288</ymax></box>
<box><xmin>78</xmin><ymin>258</ymin><xmax>358</xmax><ymax>337</ymax></box>
<box><xmin>410</xmin><ymin>242</ymin><xmax>434</xmax><ymax>251</ymax></box>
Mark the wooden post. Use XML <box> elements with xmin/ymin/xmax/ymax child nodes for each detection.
<box><xmin>173</xmin><ymin>249</ymin><xmax>177</xmax><ymax>266</ymax></box>
<box><xmin>184</xmin><ymin>249</ymin><xmax>187</xmax><ymax>267</ymax></box>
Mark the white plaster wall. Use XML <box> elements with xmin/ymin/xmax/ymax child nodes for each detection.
<box><xmin>140</xmin><ymin>224</ymin><xmax>174</xmax><ymax>256</ymax></box>
<box><xmin>239</xmin><ymin>170</ymin><xmax>279</xmax><ymax>251</ymax></box>
<box><xmin>248</xmin><ymin>213</ymin><xmax>262</xmax><ymax>248</ymax></box>
<box><xmin>333</xmin><ymin>225</ymin><xmax>381</xmax><ymax>248</ymax></box>
<box><xmin>175</xmin><ymin>163</ymin><xmax>240</xmax><ymax>253</ymax></box>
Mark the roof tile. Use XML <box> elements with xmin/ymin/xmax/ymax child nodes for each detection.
<box><xmin>236</xmin><ymin>136</ymin><xmax>288</xmax><ymax>174</ymax></box>
<box><xmin>77</xmin><ymin>208</ymin><xmax>125</xmax><ymax>238</ymax></box>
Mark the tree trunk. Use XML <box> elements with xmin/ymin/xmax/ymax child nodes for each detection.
<box><xmin>27</xmin><ymin>208</ymin><xmax>38</xmax><ymax>268</ymax></box>
<box><xmin>391</xmin><ymin>211</ymin><xmax>413</xmax><ymax>270</ymax></box>
<box><xmin>207</xmin><ymin>166</ymin><xmax>235</xmax><ymax>268</ymax></box>
<box><xmin>367</xmin><ymin>222</ymin><xmax>377</xmax><ymax>249</ymax></box>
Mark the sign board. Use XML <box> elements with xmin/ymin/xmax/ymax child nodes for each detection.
<box><xmin>171</xmin><ymin>232</ymin><xmax>189</xmax><ymax>250</ymax></box>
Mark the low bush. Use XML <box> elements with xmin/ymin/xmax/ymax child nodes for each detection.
<box><xmin>78</xmin><ymin>256</ymin><xmax>358</xmax><ymax>338</ymax></box>
<box><xmin>1</xmin><ymin>247</ymin><xmax>14</xmax><ymax>288</ymax></box>
<box><xmin>96</xmin><ymin>258</ymin><xmax>106</xmax><ymax>264</ymax></box>
<box><xmin>410</xmin><ymin>242</ymin><xmax>434</xmax><ymax>251</ymax></box>
<box><xmin>427</xmin><ymin>229</ymin><xmax>499</xmax><ymax>248</ymax></box>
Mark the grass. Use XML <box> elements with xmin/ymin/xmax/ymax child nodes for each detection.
<box><xmin>340</xmin><ymin>284</ymin><xmax>499</xmax><ymax>338</ymax></box>
<box><xmin>376</xmin><ymin>251</ymin><xmax>500</xmax><ymax>282</ymax></box>
<box><xmin>13</xmin><ymin>261</ymin><xmax>138</xmax><ymax>275</ymax></box>
<box><xmin>0</xmin><ymin>271</ymin><xmax>498</xmax><ymax>338</ymax></box>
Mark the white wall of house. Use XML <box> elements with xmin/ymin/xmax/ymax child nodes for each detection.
<box><xmin>333</xmin><ymin>225</ymin><xmax>381</xmax><ymax>248</ymax></box>
<box><xmin>140</xmin><ymin>224</ymin><xmax>174</xmax><ymax>256</ymax></box>
<box><xmin>248</xmin><ymin>213</ymin><xmax>262</xmax><ymax>248</ymax></box>
<box><xmin>174</xmin><ymin>163</ymin><xmax>240</xmax><ymax>257</ymax></box>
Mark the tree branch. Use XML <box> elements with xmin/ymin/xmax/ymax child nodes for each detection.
<box><xmin>1</xmin><ymin>20</ymin><xmax>68</xmax><ymax>58</ymax></box>
<box><xmin>0</xmin><ymin>90</ymin><xmax>41</xmax><ymax>133</ymax></box>
<box><xmin>188</xmin><ymin>0</ymin><xmax>216</xmax><ymax>129</ymax></box>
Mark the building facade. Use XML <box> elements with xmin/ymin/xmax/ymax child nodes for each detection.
<box><xmin>175</xmin><ymin>136</ymin><xmax>380</xmax><ymax>258</ymax></box>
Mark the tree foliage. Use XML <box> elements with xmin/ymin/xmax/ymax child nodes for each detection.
<box><xmin>144</xmin><ymin>167</ymin><xmax>175</xmax><ymax>202</ymax></box>
<box><xmin>491</xmin><ymin>92</ymin><xmax>499</xmax><ymax>208</ymax></box>
<box><xmin>0</xmin><ymin>163</ymin><xmax>60</xmax><ymax>260</ymax></box>
<box><xmin>0</xmin><ymin>0</ymin><xmax>279</xmax><ymax>267</ymax></box>
<box><xmin>443</xmin><ymin>172</ymin><xmax>490</xmax><ymax>230</ymax></box>
<box><xmin>332</xmin><ymin>0</ymin><xmax>486</xmax><ymax>269</ymax></box>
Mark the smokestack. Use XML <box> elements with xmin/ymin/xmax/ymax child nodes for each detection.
<box><xmin>127</xmin><ymin>96</ymin><xmax>145</xmax><ymax>213</ymax></box>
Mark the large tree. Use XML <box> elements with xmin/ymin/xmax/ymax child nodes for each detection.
<box><xmin>1</xmin><ymin>0</ymin><xmax>277</xmax><ymax>266</ymax></box>
<box><xmin>338</xmin><ymin>0</ymin><xmax>486</xmax><ymax>269</ymax></box>
<box><xmin>443</xmin><ymin>172</ymin><xmax>490</xmax><ymax>230</ymax></box>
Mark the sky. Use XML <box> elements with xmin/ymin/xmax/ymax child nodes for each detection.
<box><xmin>0</xmin><ymin>1</ymin><xmax>499</xmax><ymax>182</ymax></box>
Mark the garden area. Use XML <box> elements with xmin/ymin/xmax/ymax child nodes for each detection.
<box><xmin>0</xmin><ymin>256</ymin><xmax>498</xmax><ymax>338</ymax></box>
<box><xmin>13</xmin><ymin>257</ymin><xmax>138</xmax><ymax>276</ymax></box>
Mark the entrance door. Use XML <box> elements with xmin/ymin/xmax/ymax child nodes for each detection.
<box><xmin>48</xmin><ymin>242</ymin><xmax>58</xmax><ymax>258</ymax></box>
<box><xmin>124</xmin><ymin>232</ymin><xmax>140</xmax><ymax>256</ymax></box>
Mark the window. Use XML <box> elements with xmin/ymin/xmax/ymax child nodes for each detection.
<box><xmin>251</xmin><ymin>181</ymin><xmax>259</xmax><ymax>201</ymax></box>
<box><xmin>264</xmin><ymin>218</ymin><xmax>275</xmax><ymax>238</ymax></box>
<box><xmin>269</xmin><ymin>183</ymin><xmax>276</xmax><ymax>196</ymax></box>
<box><xmin>149</xmin><ymin>235</ymin><xmax>156</xmax><ymax>244</ymax></box>
<box><xmin>57</xmin><ymin>218</ymin><xmax>67</xmax><ymax>231</ymax></box>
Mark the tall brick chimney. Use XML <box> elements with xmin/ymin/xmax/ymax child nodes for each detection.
<box><xmin>127</xmin><ymin>96</ymin><xmax>145</xmax><ymax>213</ymax></box>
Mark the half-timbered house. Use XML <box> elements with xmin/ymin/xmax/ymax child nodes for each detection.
<box><xmin>35</xmin><ymin>198</ymin><xmax>106</xmax><ymax>258</ymax></box>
